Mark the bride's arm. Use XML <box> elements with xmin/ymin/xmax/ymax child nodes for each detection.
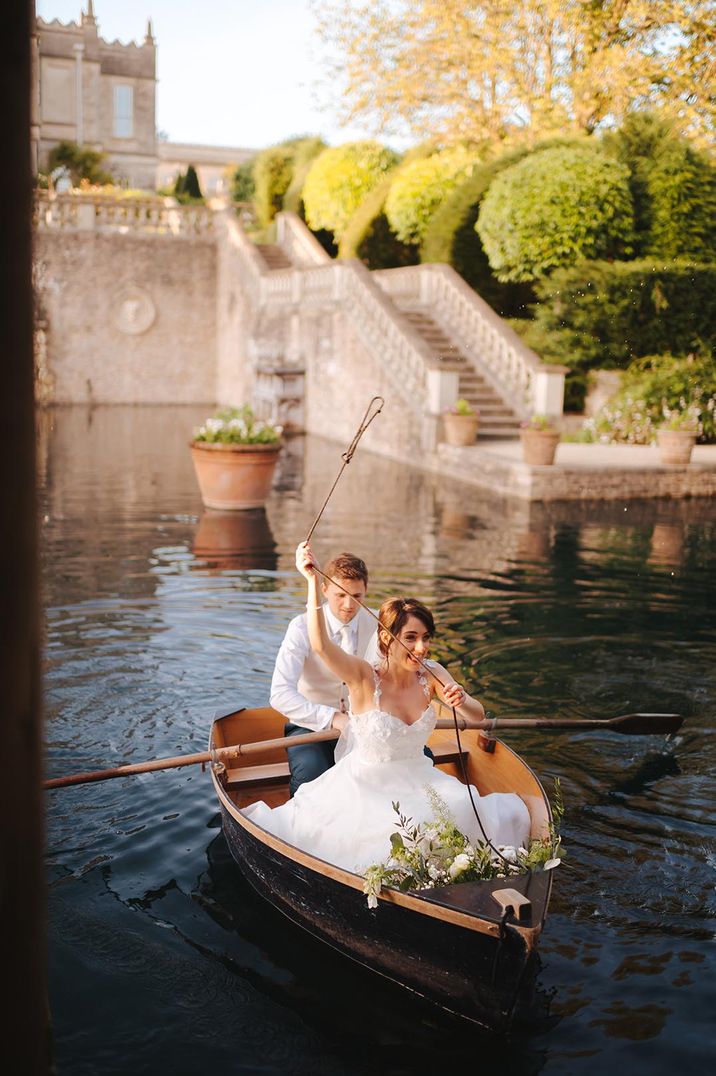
<box><xmin>426</xmin><ymin>662</ymin><xmax>486</xmax><ymax>727</ymax></box>
<box><xmin>296</xmin><ymin>542</ymin><xmax>373</xmax><ymax>699</ymax></box>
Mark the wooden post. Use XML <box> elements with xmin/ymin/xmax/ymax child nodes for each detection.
<box><xmin>0</xmin><ymin>1</ymin><xmax>49</xmax><ymax>1070</ymax></box>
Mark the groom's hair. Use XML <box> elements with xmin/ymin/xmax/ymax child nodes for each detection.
<box><xmin>377</xmin><ymin>598</ymin><xmax>434</xmax><ymax>655</ymax></box>
<box><xmin>324</xmin><ymin>552</ymin><xmax>368</xmax><ymax>586</ymax></box>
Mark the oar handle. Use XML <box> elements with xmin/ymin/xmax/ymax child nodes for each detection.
<box><xmin>44</xmin><ymin>728</ymin><xmax>340</xmax><ymax>790</ymax></box>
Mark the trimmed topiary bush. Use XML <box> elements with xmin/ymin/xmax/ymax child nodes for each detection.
<box><xmin>282</xmin><ymin>136</ymin><xmax>327</xmax><ymax>215</ymax></box>
<box><xmin>231</xmin><ymin>158</ymin><xmax>255</xmax><ymax>203</ymax></box>
<box><xmin>302</xmin><ymin>141</ymin><xmax>398</xmax><ymax>240</ymax></box>
<box><xmin>384</xmin><ymin>147</ymin><xmax>477</xmax><ymax>245</ymax></box>
<box><xmin>525</xmin><ymin>260</ymin><xmax>716</xmax><ymax>410</ymax></box>
<box><xmin>253</xmin><ymin>144</ymin><xmax>295</xmax><ymax>227</ymax></box>
<box><xmin>477</xmin><ymin>146</ymin><xmax>635</xmax><ymax>282</ymax></box>
<box><xmin>644</xmin><ymin>141</ymin><xmax>716</xmax><ymax>262</ymax></box>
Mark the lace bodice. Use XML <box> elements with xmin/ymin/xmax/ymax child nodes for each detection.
<box><xmin>346</xmin><ymin>667</ymin><xmax>436</xmax><ymax>764</ymax></box>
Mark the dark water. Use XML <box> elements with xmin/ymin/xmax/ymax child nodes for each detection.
<box><xmin>42</xmin><ymin>407</ymin><xmax>716</xmax><ymax>1075</ymax></box>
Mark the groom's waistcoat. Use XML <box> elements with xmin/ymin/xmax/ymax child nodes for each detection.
<box><xmin>297</xmin><ymin>605</ymin><xmax>376</xmax><ymax>708</ymax></box>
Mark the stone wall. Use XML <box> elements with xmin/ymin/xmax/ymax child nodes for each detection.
<box><xmin>35</xmin><ymin>230</ymin><xmax>217</xmax><ymax>404</ymax></box>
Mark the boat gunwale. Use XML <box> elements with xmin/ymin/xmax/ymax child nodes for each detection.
<box><xmin>209</xmin><ymin>709</ymin><xmax>552</xmax><ymax>946</ymax></box>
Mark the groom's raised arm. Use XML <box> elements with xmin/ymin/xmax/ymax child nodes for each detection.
<box><xmin>270</xmin><ymin>615</ymin><xmax>337</xmax><ymax>731</ymax></box>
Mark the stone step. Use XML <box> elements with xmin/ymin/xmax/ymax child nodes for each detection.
<box><xmin>256</xmin><ymin>243</ymin><xmax>293</xmax><ymax>270</ymax></box>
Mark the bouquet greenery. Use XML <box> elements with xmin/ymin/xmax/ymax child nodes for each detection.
<box><xmin>193</xmin><ymin>405</ymin><xmax>282</xmax><ymax>445</ymax></box>
<box><xmin>363</xmin><ymin>782</ymin><xmax>564</xmax><ymax>910</ymax></box>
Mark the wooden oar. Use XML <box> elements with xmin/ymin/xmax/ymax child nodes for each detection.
<box><xmin>44</xmin><ymin>712</ymin><xmax>683</xmax><ymax>790</ymax></box>
<box><xmin>437</xmin><ymin>712</ymin><xmax>684</xmax><ymax>736</ymax></box>
<box><xmin>43</xmin><ymin>728</ymin><xmax>340</xmax><ymax>790</ymax></box>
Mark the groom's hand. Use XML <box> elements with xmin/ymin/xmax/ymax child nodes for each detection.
<box><xmin>330</xmin><ymin>711</ymin><xmax>348</xmax><ymax>733</ymax></box>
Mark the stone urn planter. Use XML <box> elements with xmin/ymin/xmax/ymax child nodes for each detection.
<box><xmin>190</xmin><ymin>406</ymin><xmax>283</xmax><ymax>510</ymax></box>
<box><xmin>656</xmin><ymin>428</ymin><xmax>697</xmax><ymax>466</ymax></box>
<box><xmin>193</xmin><ymin>508</ymin><xmax>277</xmax><ymax>569</ymax></box>
<box><xmin>520</xmin><ymin>422</ymin><xmax>561</xmax><ymax>466</ymax></box>
<box><xmin>443</xmin><ymin>400</ymin><xmax>479</xmax><ymax>446</ymax></box>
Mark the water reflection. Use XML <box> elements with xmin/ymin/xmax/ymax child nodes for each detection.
<box><xmin>192</xmin><ymin>509</ymin><xmax>277</xmax><ymax>571</ymax></box>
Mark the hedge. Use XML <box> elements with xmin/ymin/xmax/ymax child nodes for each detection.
<box><xmin>477</xmin><ymin>145</ymin><xmax>635</xmax><ymax>281</ymax></box>
<box><xmin>645</xmin><ymin>141</ymin><xmax>716</xmax><ymax>262</ymax></box>
<box><xmin>525</xmin><ymin>260</ymin><xmax>716</xmax><ymax>409</ymax></box>
<box><xmin>282</xmin><ymin>136</ymin><xmax>326</xmax><ymax>215</ymax></box>
<box><xmin>302</xmin><ymin>141</ymin><xmax>398</xmax><ymax>240</ymax></box>
<box><xmin>253</xmin><ymin>144</ymin><xmax>295</xmax><ymax>227</ymax></box>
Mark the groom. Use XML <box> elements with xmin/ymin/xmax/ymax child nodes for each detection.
<box><xmin>270</xmin><ymin>551</ymin><xmax>378</xmax><ymax>796</ymax></box>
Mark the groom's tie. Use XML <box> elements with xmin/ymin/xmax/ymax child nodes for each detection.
<box><xmin>338</xmin><ymin>624</ymin><xmax>356</xmax><ymax>655</ymax></box>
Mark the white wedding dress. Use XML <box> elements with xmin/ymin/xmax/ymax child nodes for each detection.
<box><xmin>243</xmin><ymin>669</ymin><xmax>531</xmax><ymax>874</ymax></box>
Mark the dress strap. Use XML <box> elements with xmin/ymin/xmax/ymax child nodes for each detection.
<box><xmin>372</xmin><ymin>666</ymin><xmax>382</xmax><ymax>707</ymax></box>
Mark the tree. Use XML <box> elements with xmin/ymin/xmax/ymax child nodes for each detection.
<box><xmin>183</xmin><ymin>164</ymin><xmax>203</xmax><ymax>200</ymax></box>
<box><xmin>46</xmin><ymin>140</ymin><xmax>113</xmax><ymax>185</ymax></box>
<box><xmin>253</xmin><ymin>144</ymin><xmax>295</xmax><ymax>226</ymax></box>
<box><xmin>302</xmin><ymin>141</ymin><xmax>397</xmax><ymax>239</ymax></box>
<box><xmin>313</xmin><ymin>1</ymin><xmax>716</xmax><ymax>148</ymax></box>
<box><xmin>476</xmin><ymin>145</ymin><xmax>635</xmax><ymax>281</ymax></box>
<box><xmin>231</xmin><ymin>159</ymin><xmax>255</xmax><ymax>203</ymax></box>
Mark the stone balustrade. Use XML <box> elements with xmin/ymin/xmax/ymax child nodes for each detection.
<box><xmin>374</xmin><ymin>263</ymin><xmax>567</xmax><ymax>418</ymax></box>
<box><xmin>276</xmin><ymin>212</ymin><xmax>331</xmax><ymax>267</ymax></box>
<box><xmin>34</xmin><ymin>191</ymin><xmax>214</xmax><ymax>237</ymax></box>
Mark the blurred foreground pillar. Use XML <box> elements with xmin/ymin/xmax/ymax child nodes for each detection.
<box><xmin>0</xmin><ymin>1</ymin><xmax>49</xmax><ymax>1071</ymax></box>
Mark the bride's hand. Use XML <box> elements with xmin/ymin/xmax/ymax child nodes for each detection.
<box><xmin>295</xmin><ymin>541</ymin><xmax>318</xmax><ymax>580</ymax></box>
<box><xmin>443</xmin><ymin>681</ymin><xmax>467</xmax><ymax>709</ymax></box>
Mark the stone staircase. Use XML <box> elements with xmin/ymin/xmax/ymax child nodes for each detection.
<box><xmin>397</xmin><ymin>307</ymin><xmax>521</xmax><ymax>436</ymax></box>
<box><xmin>255</xmin><ymin>243</ymin><xmax>293</xmax><ymax>270</ymax></box>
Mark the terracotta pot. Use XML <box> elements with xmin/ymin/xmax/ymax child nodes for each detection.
<box><xmin>656</xmin><ymin>429</ymin><xmax>696</xmax><ymax>465</ymax></box>
<box><xmin>520</xmin><ymin>428</ymin><xmax>560</xmax><ymax>466</ymax></box>
<box><xmin>443</xmin><ymin>413</ymin><xmax>479</xmax><ymax>446</ymax></box>
<box><xmin>190</xmin><ymin>440</ymin><xmax>282</xmax><ymax>510</ymax></box>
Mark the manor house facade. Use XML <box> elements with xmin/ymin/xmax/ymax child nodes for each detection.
<box><xmin>34</xmin><ymin>2</ymin><xmax>253</xmax><ymax>192</ymax></box>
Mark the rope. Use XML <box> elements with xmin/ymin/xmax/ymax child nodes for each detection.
<box><xmin>304</xmin><ymin>396</ymin><xmax>384</xmax><ymax>544</ymax></box>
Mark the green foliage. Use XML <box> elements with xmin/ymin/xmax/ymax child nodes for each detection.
<box><xmin>253</xmin><ymin>144</ymin><xmax>295</xmax><ymax>226</ymax></box>
<box><xmin>585</xmin><ymin>352</ymin><xmax>716</xmax><ymax>444</ymax></box>
<box><xmin>231</xmin><ymin>159</ymin><xmax>255</xmax><ymax>203</ymax></box>
<box><xmin>193</xmin><ymin>406</ymin><xmax>282</xmax><ymax>445</ymax></box>
<box><xmin>527</xmin><ymin>260</ymin><xmax>716</xmax><ymax>410</ymax></box>
<box><xmin>282</xmin><ymin>137</ymin><xmax>326</xmax><ymax>215</ymax></box>
<box><xmin>184</xmin><ymin>164</ymin><xmax>202</xmax><ymax>199</ymax></box>
<box><xmin>302</xmin><ymin>140</ymin><xmax>398</xmax><ymax>240</ymax></box>
<box><xmin>384</xmin><ymin>147</ymin><xmax>477</xmax><ymax>245</ymax></box>
<box><xmin>47</xmin><ymin>140</ymin><xmax>113</xmax><ymax>186</ymax></box>
<box><xmin>644</xmin><ymin>141</ymin><xmax>716</xmax><ymax>261</ymax></box>
<box><xmin>477</xmin><ymin>146</ymin><xmax>635</xmax><ymax>282</ymax></box>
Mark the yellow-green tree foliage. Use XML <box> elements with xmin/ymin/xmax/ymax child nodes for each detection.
<box><xmin>302</xmin><ymin>140</ymin><xmax>398</xmax><ymax>240</ymax></box>
<box><xmin>384</xmin><ymin>147</ymin><xmax>477</xmax><ymax>244</ymax></box>
<box><xmin>282</xmin><ymin>137</ymin><xmax>327</xmax><ymax>215</ymax></box>
<box><xmin>315</xmin><ymin>1</ymin><xmax>715</xmax><ymax>148</ymax></box>
<box><xmin>477</xmin><ymin>145</ymin><xmax>635</xmax><ymax>282</ymax></box>
<box><xmin>253</xmin><ymin>144</ymin><xmax>295</xmax><ymax>227</ymax></box>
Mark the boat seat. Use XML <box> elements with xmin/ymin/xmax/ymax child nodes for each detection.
<box><xmin>224</xmin><ymin>740</ymin><xmax>467</xmax><ymax>791</ymax></box>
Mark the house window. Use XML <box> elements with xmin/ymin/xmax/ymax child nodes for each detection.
<box><xmin>113</xmin><ymin>85</ymin><xmax>133</xmax><ymax>138</ymax></box>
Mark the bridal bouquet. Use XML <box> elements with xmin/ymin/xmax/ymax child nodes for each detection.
<box><xmin>363</xmin><ymin>782</ymin><xmax>564</xmax><ymax>909</ymax></box>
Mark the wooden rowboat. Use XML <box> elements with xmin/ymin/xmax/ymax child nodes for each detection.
<box><xmin>209</xmin><ymin>705</ymin><xmax>554</xmax><ymax>1032</ymax></box>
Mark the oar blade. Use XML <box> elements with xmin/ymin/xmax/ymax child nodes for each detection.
<box><xmin>610</xmin><ymin>712</ymin><xmax>684</xmax><ymax>735</ymax></box>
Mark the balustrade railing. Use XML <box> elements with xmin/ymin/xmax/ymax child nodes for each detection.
<box><xmin>276</xmin><ymin>212</ymin><xmax>331</xmax><ymax>267</ymax></box>
<box><xmin>34</xmin><ymin>191</ymin><xmax>214</xmax><ymax>237</ymax></box>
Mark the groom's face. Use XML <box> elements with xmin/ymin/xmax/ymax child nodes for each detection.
<box><xmin>322</xmin><ymin>575</ymin><xmax>367</xmax><ymax>624</ymax></box>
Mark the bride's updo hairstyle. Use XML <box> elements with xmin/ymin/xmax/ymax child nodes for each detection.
<box><xmin>377</xmin><ymin>598</ymin><xmax>435</xmax><ymax>659</ymax></box>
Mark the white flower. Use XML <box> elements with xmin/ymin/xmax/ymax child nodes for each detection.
<box><xmin>543</xmin><ymin>857</ymin><xmax>561</xmax><ymax>871</ymax></box>
<box><xmin>497</xmin><ymin>845</ymin><xmax>518</xmax><ymax>864</ymax></box>
<box><xmin>367</xmin><ymin>893</ymin><xmax>378</xmax><ymax>909</ymax></box>
<box><xmin>427</xmin><ymin>863</ymin><xmax>442</xmax><ymax>881</ymax></box>
<box><xmin>448</xmin><ymin>852</ymin><xmax>471</xmax><ymax>879</ymax></box>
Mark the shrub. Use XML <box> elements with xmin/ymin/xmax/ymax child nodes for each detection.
<box><xmin>384</xmin><ymin>147</ymin><xmax>477</xmax><ymax>245</ymax></box>
<box><xmin>527</xmin><ymin>260</ymin><xmax>716</xmax><ymax>410</ymax></box>
<box><xmin>644</xmin><ymin>141</ymin><xmax>716</xmax><ymax>261</ymax></box>
<box><xmin>302</xmin><ymin>141</ymin><xmax>398</xmax><ymax>240</ymax></box>
<box><xmin>183</xmin><ymin>164</ymin><xmax>202</xmax><ymax>200</ymax></box>
<box><xmin>231</xmin><ymin>159</ymin><xmax>255</xmax><ymax>203</ymax></box>
<box><xmin>253</xmin><ymin>144</ymin><xmax>295</xmax><ymax>226</ymax></box>
<box><xmin>476</xmin><ymin>146</ymin><xmax>635</xmax><ymax>281</ymax></box>
<box><xmin>47</xmin><ymin>140</ymin><xmax>113</xmax><ymax>186</ymax></box>
<box><xmin>585</xmin><ymin>351</ymin><xmax>716</xmax><ymax>444</ymax></box>
<box><xmin>282</xmin><ymin>137</ymin><xmax>326</xmax><ymax>215</ymax></box>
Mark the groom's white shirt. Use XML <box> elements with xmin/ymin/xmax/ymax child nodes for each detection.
<box><xmin>270</xmin><ymin>603</ymin><xmax>379</xmax><ymax>731</ymax></box>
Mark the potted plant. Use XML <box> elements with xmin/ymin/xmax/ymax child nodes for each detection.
<box><xmin>443</xmin><ymin>398</ymin><xmax>480</xmax><ymax>446</ymax></box>
<box><xmin>656</xmin><ymin>404</ymin><xmax>700</xmax><ymax>465</ymax></box>
<box><xmin>190</xmin><ymin>406</ymin><xmax>283</xmax><ymax>510</ymax></box>
<box><xmin>519</xmin><ymin>414</ymin><xmax>561</xmax><ymax>465</ymax></box>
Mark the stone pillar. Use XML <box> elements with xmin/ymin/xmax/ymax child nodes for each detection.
<box><xmin>531</xmin><ymin>363</ymin><xmax>568</xmax><ymax>417</ymax></box>
<box><xmin>73</xmin><ymin>41</ymin><xmax>84</xmax><ymax>145</ymax></box>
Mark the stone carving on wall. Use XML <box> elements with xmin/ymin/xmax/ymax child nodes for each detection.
<box><xmin>115</xmin><ymin>285</ymin><xmax>156</xmax><ymax>335</ymax></box>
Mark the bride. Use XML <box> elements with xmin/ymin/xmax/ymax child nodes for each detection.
<box><xmin>243</xmin><ymin>542</ymin><xmax>531</xmax><ymax>873</ymax></box>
